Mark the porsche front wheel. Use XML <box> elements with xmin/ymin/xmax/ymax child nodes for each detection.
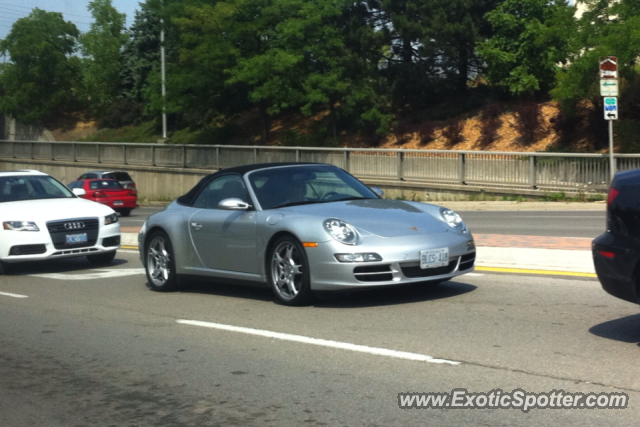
<box><xmin>145</xmin><ymin>231</ymin><xmax>178</xmax><ymax>292</ymax></box>
<box><xmin>269</xmin><ymin>236</ymin><xmax>314</xmax><ymax>306</ymax></box>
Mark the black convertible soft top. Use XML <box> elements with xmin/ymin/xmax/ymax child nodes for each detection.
<box><xmin>176</xmin><ymin>162</ymin><xmax>320</xmax><ymax>206</ymax></box>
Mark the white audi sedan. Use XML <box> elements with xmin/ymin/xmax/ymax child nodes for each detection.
<box><xmin>0</xmin><ymin>170</ymin><xmax>121</xmax><ymax>274</ymax></box>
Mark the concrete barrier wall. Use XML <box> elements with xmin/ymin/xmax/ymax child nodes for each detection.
<box><xmin>0</xmin><ymin>158</ymin><xmax>607</xmax><ymax>203</ymax></box>
<box><xmin>0</xmin><ymin>160</ymin><xmax>209</xmax><ymax>202</ymax></box>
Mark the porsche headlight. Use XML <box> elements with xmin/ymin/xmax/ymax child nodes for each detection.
<box><xmin>323</xmin><ymin>218</ymin><xmax>358</xmax><ymax>245</ymax></box>
<box><xmin>105</xmin><ymin>214</ymin><xmax>119</xmax><ymax>225</ymax></box>
<box><xmin>3</xmin><ymin>221</ymin><xmax>39</xmax><ymax>231</ymax></box>
<box><xmin>440</xmin><ymin>208</ymin><xmax>467</xmax><ymax>233</ymax></box>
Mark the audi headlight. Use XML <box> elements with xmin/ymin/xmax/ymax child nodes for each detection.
<box><xmin>323</xmin><ymin>218</ymin><xmax>358</xmax><ymax>245</ymax></box>
<box><xmin>3</xmin><ymin>221</ymin><xmax>39</xmax><ymax>231</ymax></box>
<box><xmin>105</xmin><ymin>214</ymin><xmax>119</xmax><ymax>225</ymax></box>
<box><xmin>440</xmin><ymin>208</ymin><xmax>467</xmax><ymax>233</ymax></box>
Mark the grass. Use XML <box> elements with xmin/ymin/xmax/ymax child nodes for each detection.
<box><xmin>80</xmin><ymin>121</ymin><xmax>161</xmax><ymax>143</ymax></box>
<box><xmin>541</xmin><ymin>191</ymin><xmax>605</xmax><ymax>202</ymax></box>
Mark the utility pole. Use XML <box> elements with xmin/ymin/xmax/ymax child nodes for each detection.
<box><xmin>160</xmin><ymin>4</ymin><xmax>167</xmax><ymax>140</ymax></box>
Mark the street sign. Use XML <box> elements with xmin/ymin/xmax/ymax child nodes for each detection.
<box><xmin>604</xmin><ymin>97</ymin><xmax>618</xmax><ymax>120</ymax></box>
<box><xmin>600</xmin><ymin>79</ymin><xmax>619</xmax><ymax>96</ymax></box>
<box><xmin>600</xmin><ymin>56</ymin><xmax>618</xmax><ymax>79</ymax></box>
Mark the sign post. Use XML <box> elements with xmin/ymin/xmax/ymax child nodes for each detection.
<box><xmin>600</xmin><ymin>57</ymin><xmax>618</xmax><ymax>182</ymax></box>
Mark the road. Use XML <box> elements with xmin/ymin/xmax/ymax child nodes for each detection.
<box><xmin>1</xmin><ymin>250</ymin><xmax>638</xmax><ymax>426</ymax></box>
<box><xmin>125</xmin><ymin>205</ymin><xmax>607</xmax><ymax>238</ymax></box>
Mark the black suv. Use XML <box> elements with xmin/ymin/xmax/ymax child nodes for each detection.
<box><xmin>592</xmin><ymin>168</ymin><xmax>640</xmax><ymax>305</ymax></box>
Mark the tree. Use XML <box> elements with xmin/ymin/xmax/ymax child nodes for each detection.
<box><xmin>423</xmin><ymin>0</ymin><xmax>500</xmax><ymax>93</ymax></box>
<box><xmin>171</xmin><ymin>0</ymin><xmax>392</xmax><ymax>143</ymax></box>
<box><xmin>478</xmin><ymin>0</ymin><xmax>575</xmax><ymax>97</ymax></box>
<box><xmin>553</xmin><ymin>0</ymin><xmax>640</xmax><ymax>111</ymax></box>
<box><xmin>0</xmin><ymin>9</ymin><xmax>81</xmax><ymax>124</ymax></box>
<box><xmin>81</xmin><ymin>0</ymin><xmax>127</xmax><ymax>115</ymax></box>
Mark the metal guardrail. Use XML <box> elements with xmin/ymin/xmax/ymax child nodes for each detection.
<box><xmin>2</xmin><ymin>140</ymin><xmax>639</xmax><ymax>191</ymax></box>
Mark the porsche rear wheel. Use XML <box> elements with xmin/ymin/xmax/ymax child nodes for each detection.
<box><xmin>269</xmin><ymin>236</ymin><xmax>314</xmax><ymax>306</ymax></box>
<box><xmin>145</xmin><ymin>231</ymin><xmax>178</xmax><ymax>292</ymax></box>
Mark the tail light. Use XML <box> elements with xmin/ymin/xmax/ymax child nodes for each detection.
<box><xmin>131</xmin><ymin>183</ymin><xmax>136</xmax><ymax>187</ymax></box>
<box><xmin>93</xmin><ymin>191</ymin><xmax>105</xmax><ymax>197</ymax></box>
<box><xmin>127</xmin><ymin>190</ymin><xmax>136</xmax><ymax>197</ymax></box>
<box><xmin>598</xmin><ymin>250</ymin><xmax>615</xmax><ymax>259</ymax></box>
<box><xmin>607</xmin><ymin>186</ymin><xmax>619</xmax><ymax>206</ymax></box>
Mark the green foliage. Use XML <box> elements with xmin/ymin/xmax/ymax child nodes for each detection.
<box><xmin>278</xmin><ymin>125</ymin><xmax>338</xmax><ymax>147</ymax></box>
<box><xmin>478</xmin><ymin>0</ymin><xmax>575</xmax><ymax>97</ymax></box>
<box><xmin>80</xmin><ymin>120</ymin><xmax>160</xmax><ymax>143</ymax></box>
<box><xmin>500</xmin><ymin>195</ymin><xmax>525</xmax><ymax>202</ymax></box>
<box><xmin>80</xmin><ymin>0</ymin><xmax>127</xmax><ymax>115</ymax></box>
<box><xmin>541</xmin><ymin>191</ymin><xmax>566</xmax><ymax>201</ymax></box>
<box><xmin>0</xmin><ymin>9</ymin><xmax>81</xmax><ymax>124</ymax></box>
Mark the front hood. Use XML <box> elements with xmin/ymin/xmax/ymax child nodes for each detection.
<box><xmin>285</xmin><ymin>199</ymin><xmax>450</xmax><ymax>237</ymax></box>
<box><xmin>1</xmin><ymin>198</ymin><xmax>115</xmax><ymax>221</ymax></box>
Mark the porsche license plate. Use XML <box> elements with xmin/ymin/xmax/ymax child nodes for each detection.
<box><xmin>420</xmin><ymin>248</ymin><xmax>449</xmax><ymax>269</ymax></box>
<box><xmin>66</xmin><ymin>233</ymin><xmax>88</xmax><ymax>245</ymax></box>
<box><xmin>113</xmin><ymin>201</ymin><xmax>123</xmax><ymax>206</ymax></box>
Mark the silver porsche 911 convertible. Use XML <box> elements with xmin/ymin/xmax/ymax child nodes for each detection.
<box><xmin>138</xmin><ymin>163</ymin><xmax>475</xmax><ymax>305</ymax></box>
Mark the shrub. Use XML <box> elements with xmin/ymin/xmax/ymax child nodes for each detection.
<box><xmin>98</xmin><ymin>99</ymin><xmax>145</xmax><ymax>129</ymax></box>
<box><xmin>550</xmin><ymin>109</ymin><xmax>579</xmax><ymax>148</ymax></box>
<box><xmin>417</xmin><ymin>121</ymin><xmax>436</xmax><ymax>145</ymax></box>
<box><xmin>513</xmin><ymin>102</ymin><xmax>542</xmax><ymax>145</ymax></box>
<box><xmin>393</xmin><ymin>120</ymin><xmax>410</xmax><ymax>145</ymax></box>
<box><xmin>442</xmin><ymin>118</ymin><xmax>464</xmax><ymax>147</ymax></box>
<box><xmin>585</xmin><ymin>99</ymin><xmax>609</xmax><ymax>150</ymax></box>
<box><xmin>477</xmin><ymin>103</ymin><xmax>502</xmax><ymax>148</ymax></box>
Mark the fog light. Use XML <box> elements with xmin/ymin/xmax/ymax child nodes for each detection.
<box><xmin>335</xmin><ymin>253</ymin><xmax>382</xmax><ymax>262</ymax></box>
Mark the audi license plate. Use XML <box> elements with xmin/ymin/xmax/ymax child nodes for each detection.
<box><xmin>113</xmin><ymin>201</ymin><xmax>123</xmax><ymax>206</ymax></box>
<box><xmin>420</xmin><ymin>248</ymin><xmax>449</xmax><ymax>269</ymax></box>
<box><xmin>66</xmin><ymin>233</ymin><xmax>88</xmax><ymax>245</ymax></box>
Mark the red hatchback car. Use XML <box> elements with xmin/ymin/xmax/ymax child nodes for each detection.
<box><xmin>68</xmin><ymin>179</ymin><xmax>137</xmax><ymax>216</ymax></box>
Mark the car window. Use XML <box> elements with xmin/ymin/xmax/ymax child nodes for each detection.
<box><xmin>68</xmin><ymin>181</ymin><xmax>83</xmax><ymax>189</ymax></box>
<box><xmin>112</xmin><ymin>172</ymin><xmax>132</xmax><ymax>181</ymax></box>
<box><xmin>0</xmin><ymin>175</ymin><xmax>73</xmax><ymax>202</ymax></box>
<box><xmin>192</xmin><ymin>175</ymin><xmax>248</xmax><ymax>209</ymax></box>
<box><xmin>90</xmin><ymin>180</ymin><xmax>123</xmax><ymax>190</ymax></box>
<box><xmin>249</xmin><ymin>165</ymin><xmax>377</xmax><ymax>209</ymax></box>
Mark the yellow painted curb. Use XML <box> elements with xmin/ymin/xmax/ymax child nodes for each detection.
<box><xmin>121</xmin><ymin>245</ymin><xmax>139</xmax><ymax>250</ymax></box>
<box><xmin>476</xmin><ymin>266</ymin><xmax>597</xmax><ymax>278</ymax></box>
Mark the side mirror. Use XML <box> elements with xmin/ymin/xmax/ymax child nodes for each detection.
<box><xmin>371</xmin><ymin>187</ymin><xmax>384</xmax><ymax>197</ymax></box>
<box><xmin>218</xmin><ymin>198</ymin><xmax>252</xmax><ymax>211</ymax></box>
<box><xmin>72</xmin><ymin>188</ymin><xmax>87</xmax><ymax>197</ymax></box>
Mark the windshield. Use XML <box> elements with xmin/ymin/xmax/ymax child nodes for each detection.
<box><xmin>0</xmin><ymin>175</ymin><xmax>75</xmax><ymax>203</ymax></box>
<box><xmin>248</xmin><ymin>165</ymin><xmax>378</xmax><ymax>210</ymax></box>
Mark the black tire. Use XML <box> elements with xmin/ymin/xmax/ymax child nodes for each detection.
<box><xmin>119</xmin><ymin>209</ymin><xmax>132</xmax><ymax>217</ymax></box>
<box><xmin>268</xmin><ymin>236</ymin><xmax>314</xmax><ymax>306</ymax></box>
<box><xmin>87</xmin><ymin>251</ymin><xmax>117</xmax><ymax>265</ymax></box>
<box><xmin>145</xmin><ymin>231</ymin><xmax>178</xmax><ymax>292</ymax></box>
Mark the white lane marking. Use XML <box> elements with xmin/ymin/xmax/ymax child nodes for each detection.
<box><xmin>465</xmin><ymin>273</ymin><xmax>484</xmax><ymax>276</ymax></box>
<box><xmin>118</xmin><ymin>249</ymin><xmax>140</xmax><ymax>254</ymax></box>
<box><xmin>31</xmin><ymin>268</ymin><xmax>145</xmax><ymax>281</ymax></box>
<box><xmin>0</xmin><ymin>291</ymin><xmax>28</xmax><ymax>298</ymax></box>
<box><xmin>177</xmin><ymin>319</ymin><xmax>461</xmax><ymax>365</ymax></box>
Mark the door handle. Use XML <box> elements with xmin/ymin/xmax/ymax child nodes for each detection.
<box><xmin>190</xmin><ymin>222</ymin><xmax>203</xmax><ymax>231</ymax></box>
